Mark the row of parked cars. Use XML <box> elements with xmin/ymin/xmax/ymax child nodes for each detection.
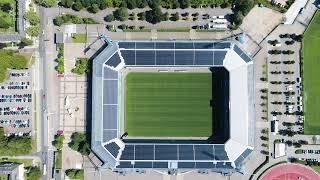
<box><xmin>0</xmin><ymin>94</ymin><xmax>32</xmax><ymax>103</ymax></box>
<box><xmin>0</xmin><ymin>119</ymin><xmax>30</xmax><ymax>128</ymax></box>
<box><xmin>0</xmin><ymin>106</ymin><xmax>31</xmax><ymax>116</ymax></box>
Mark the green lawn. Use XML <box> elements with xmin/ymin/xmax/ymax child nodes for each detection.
<box><xmin>125</xmin><ymin>73</ymin><xmax>212</xmax><ymax>137</ymax></box>
<box><xmin>55</xmin><ymin>150</ymin><xmax>62</xmax><ymax>169</ymax></box>
<box><xmin>0</xmin><ymin>158</ymin><xmax>33</xmax><ymax>167</ymax></box>
<box><xmin>72</xmin><ymin>33</ymin><xmax>87</xmax><ymax>43</ymax></box>
<box><xmin>303</xmin><ymin>11</ymin><xmax>320</xmax><ymax>134</ymax></box>
<box><xmin>0</xmin><ymin>0</ymin><xmax>16</xmax><ymax>32</ymax></box>
<box><xmin>0</xmin><ymin>174</ymin><xmax>8</xmax><ymax>180</ymax></box>
<box><xmin>157</xmin><ymin>27</ymin><xmax>191</xmax><ymax>32</ymax></box>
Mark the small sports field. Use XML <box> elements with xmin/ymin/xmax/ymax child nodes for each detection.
<box><xmin>303</xmin><ymin>11</ymin><xmax>320</xmax><ymax>134</ymax></box>
<box><xmin>125</xmin><ymin>72</ymin><xmax>212</xmax><ymax>137</ymax></box>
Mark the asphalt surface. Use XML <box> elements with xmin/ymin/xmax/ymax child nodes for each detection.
<box><xmin>39</xmin><ymin>6</ymin><xmax>61</xmax><ymax>180</ymax></box>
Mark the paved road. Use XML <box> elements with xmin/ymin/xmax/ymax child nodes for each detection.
<box><xmin>39</xmin><ymin>6</ymin><xmax>61</xmax><ymax>180</ymax></box>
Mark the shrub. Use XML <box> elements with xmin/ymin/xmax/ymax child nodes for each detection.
<box><xmin>71</xmin><ymin>58</ymin><xmax>90</xmax><ymax>75</ymax></box>
<box><xmin>113</xmin><ymin>7</ymin><xmax>129</xmax><ymax>21</ymax></box>
<box><xmin>104</xmin><ymin>14</ymin><xmax>115</xmax><ymax>22</ymax></box>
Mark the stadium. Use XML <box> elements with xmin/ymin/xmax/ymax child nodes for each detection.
<box><xmin>91</xmin><ymin>37</ymin><xmax>255</xmax><ymax>175</ymax></box>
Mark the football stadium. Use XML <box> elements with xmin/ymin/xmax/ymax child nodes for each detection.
<box><xmin>91</xmin><ymin>37</ymin><xmax>255</xmax><ymax>175</ymax></box>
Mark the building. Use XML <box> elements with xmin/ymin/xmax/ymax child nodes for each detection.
<box><xmin>91</xmin><ymin>38</ymin><xmax>255</xmax><ymax>175</ymax></box>
<box><xmin>0</xmin><ymin>162</ymin><xmax>24</xmax><ymax>180</ymax></box>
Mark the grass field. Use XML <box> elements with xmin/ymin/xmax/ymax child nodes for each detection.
<box><xmin>303</xmin><ymin>11</ymin><xmax>320</xmax><ymax>134</ymax></box>
<box><xmin>72</xmin><ymin>33</ymin><xmax>87</xmax><ymax>43</ymax></box>
<box><xmin>0</xmin><ymin>0</ymin><xmax>16</xmax><ymax>32</ymax></box>
<box><xmin>125</xmin><ymin>72</ymin><xmax>212</xmax><ymax>137</ymax></box>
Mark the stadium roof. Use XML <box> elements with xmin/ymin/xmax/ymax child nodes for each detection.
<box><xmin>91</xmin><ymin>39</ymin><xmax>255</xmax><ymax>173</ymax></box>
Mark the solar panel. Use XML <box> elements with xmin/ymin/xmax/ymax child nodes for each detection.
<box><xmin>175</xmin><ymin>51</ymin><xmax>194</xmax><ymax>65</ymax></box>
<box><xmin>118</xmin><ymin>42</ymin><xmax>135</xmax><ymax>49</ymax></box>
<box><xmin>153</xmin><ymin>162</ymin><xmax>168</xmax><ymax>168</ymax></box>
<box><xmin>214</xmin><ymin>42</ymin><xmax>231</xmax><ymax>49</ymax></box>
<box><xmin>178</xmin><ymin>145</ymin><xmax>194</xmax><ymax>160</ymax></box>
<box><xmin>175</xmin><ymin>42</ymin><xmax>194</xmax><ymax>49</ymax></box>
<box><xmin>117</xmin><ymin>161</ymin><xmax>133</xmax><ymax>168</ymax></box>
<box><xmin>104</xmin><ymin>67</ymin><xmax>118</xmax><ymax>79</ymax></box>
<box><xmin>233</xmin><ymin>45</ymin><xmax>243</xmax><ymax>56</ymax></box>
<box><xmin>120</xmin><ymin>50</ymin><xmax>135</xmax><ymax>65</ymax></box>
<box><xmin>195</xmin><ymin>162</ymin><xmax>216</xmax><ymax>168</ymax></box>
<box><xmin>106</xmin><ymin>52</ymin><xmax>121</xmax><ymax>68</ymax></box>
<box><xmin>155</xmin><ymin>42</ymin><xmax>174</xmax><ymax>49</ymax></box>
<box><xmin>155</xmin><ymin>51</ymin><xmax>174</xmax><ymax>65</ymax></box>
<box><xmin>194</xmin><ymin>145</ymin><xmax>214</xmax><ymax>160</ymax></box>
<box><xmin>103</xmin><ymin>80</ymin><xmax>118</xmax><ymax>104</ymax></box>
<box><xmin>194</xmin><ymin>51</ymin><xmax>214</xmax><ymax>65</ymax></box>
<box><xmin>105</xmin><ymin>142</ymin><xmax>120</xmax><ymax>158</ymax></box>
<box><xmin>194</xmin><ymin>42</ymin><xmax>214</xmax><ymax>49</ymax></box>
<box><xmin>134</xmin><ymin>145</ymin><xmax>154</xmax><ymax>160</ymax></box>
<box><xmin>178</xmin><ymin>162</ymin><xmax>195</xmax><ymax>168</ymax></box>
<box><xmin>134</xmin><ymin>162</ymin><xmax>153</xmax><ymax>168</ymax></box>
<box><xmin>136</xmin><ymin>42</ymin><xmax>155</xmax><ymax>49</ymax></box>
<box><xmin>234</xmin><ymin>155</ymin><xmax>245</xmax><ymax>167</ymax></box>
<box><xmin>120</xmin><ymin>145</ymin><xmax>134</xmax><ymax>160</ymax></box>
<box><xmin>103</xmin><ymin>130</ymin><xmax>117</xmax><ymax>142</ymax></box>
<box><xmin>240</xmin><ymin>148</ymin><xmax>252</xmax><ymax>159</ymax></box>
<box><xmin>155</xmin><ymin>145</ymin><xmax>178</xmax><ymax>160</ymax></box>
<box><xmin>240</xmin><ymin>53</ymin><xmax>251</xmax><ymax>63</ymax></box>
<box><xmin>216</xmin><ymin>162</ymin><xmax>233</xmax><ymax>169</ymax></box>
<box><xmin>103</xmin><ymin>105</ymin><xmax>117</xmax><ymax>129</ymax></box>
<box><xmin>213</xmin><ymin>51</ymin><xmax>227</xmax><ymax>65</ymax></box>
<box><xmin>136</xmin><ymin>51</ymin><xmax>155</xmax><ymax>65</ymax></box>
<box><xmin>214</xmin><ymin>145</ymin><xmax>228</xmax><ymax>160</ymax></box>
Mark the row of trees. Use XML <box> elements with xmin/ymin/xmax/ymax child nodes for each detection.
<box><xmin>53</xmin><ymin>14</ymin><xmax>97</xmax><ymax>26</ymax></box>
<box><xmin>55</xmin><ymin>43</ymin><xmax>64</xmax><ymax>74</ymax></box>
<box><xmin>0</xmin><ymin>128</ymin><xmax>32</xmax><ymax>155</ymax></box>
<box><xmin>24</xmin><ymin>9</ymin><xmax>40</xmax><ymax>37</ymax></box>
<box><xmin>268</xmin><ymin>50</ymin><xmax>294</xmax><ymax>55</ymax></box>
<box><xmin>58</xmin><ymin>0</ymin><xmax>231</xmax><ymax>12</ymax></box>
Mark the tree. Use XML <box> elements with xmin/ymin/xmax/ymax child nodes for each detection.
<box><xmin>89</xmin><ymin>4</ymin><xmax>100</xmax><ymax>13</ymax></box>
<box><xmin>60</xmin><ymin>0</ymin><xmax>73</xmax><ymax>8</ymax></box>
<box><xmin>136</xmin><ymin>0</ymin><xmax>148</xmax><ymax>8</ymax></box>
<box><xmin>126</xmin><ymin>0</ymin><xmax>137</xmax><ymax>9</ymax></box>
<box><xmin>72</xmin><ymin>1</ymin><xmax>83</xmax><ymax>11</ymax></box>
<box><xmin>138</xmin><ymin>12</ymin><xmax>146</xmax><ymax>20</ymax></box>
<box><xmin>146</xmin><ymin>6</ymin><xmax>163</xmax><ymax>24</ymax></box>
<box><xmin>18</xmin><ymin>38</ymin><xmax>33</xmax><ymax>48</ymax></box>
<box><xmin>53</xmin><ymin>16</ymin><xmax>64</xmax><ymax>26</ymax></box>
<box><xmin>71</xmin><ymin>58</ymin><xmax>90</xmax><ymax>75</ymax></box>
<box><xmin>53</xmin><ymin>134</ymin><xmax>65</xmax><ymax>150</ymax></box>
<box><xmin>172</xmin><ymin>12</ymin><xmax>180</xmax><ymax>21</ymax></box>
<box><xmin>26</xmin><ymin>166</ymin><xmax>41</xmax><ymax>180</ymax></box>
<box><xmin>179</xmin><ymin>0</ymin><xmax>190</xmax><ymax>8</ymax></box>
<box><xmin>24</xmin><ymin>11</ymin><xmax>40</xmax><ymax>26</ymax></box>
<box><xmin>104</xmin><ymin>14</ymin><xmax>115</xmax><ymax>22</ymax></box>
<box><xmin>69</xmin><ymin>132</ymin><xmax>90</xmax><ymax>155</ymax></box>
<box><xmin>231</xmin><ymin>11</ymin><xmax>243</xmax><ymax>27</ymax></box>
<box><xmin>113</xmin><ymin>7</ymin><xmax>129</xmax><ymax>21</ymax></box>
<box><xmin>234</xmin><ymin>0</ymin><xmax>254</xmax><ymax>16</ymax></box>
<box><xmin>99</xmin><ymin>0</ymin><xmax>108</xmax><ymax>9</ymax></box>
<box><xmin>1</xmin><ymin>3</ymin><xmax>12</xmax><ymax>13</ymax></box>
<box><xmin>26</xmin><ymin>26</ymin><xmax>40</xmax><ymax>37</ymax></box>
<box><xmin>35</xmin><ymin>0</ymin><xmax>56</xmax><ymax>7</ymax></box>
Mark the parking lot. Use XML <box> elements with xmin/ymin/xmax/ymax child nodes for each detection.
<box><xmin>0</xmin><ymin>70</ymin><xmax>33</xmax><ymax>135</ymax></box>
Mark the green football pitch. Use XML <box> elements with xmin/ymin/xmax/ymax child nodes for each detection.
<box><xmin>303</xmin><ymin>11</ymin><xmax>320</xmax><ymax>134</ymax></box>
<box><xmin>125</xmin><ymin>72</ymin><xmax>212</xmax><ymax>137</ymax></box>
